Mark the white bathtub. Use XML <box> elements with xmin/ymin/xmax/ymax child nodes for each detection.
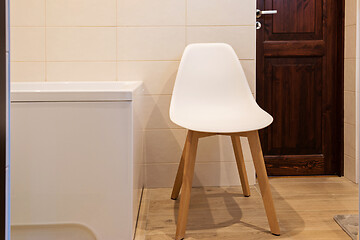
<box><xmin>10</xmin><ymin>81</ymin><xmax>144</xmax><ymax>240</ymax></box>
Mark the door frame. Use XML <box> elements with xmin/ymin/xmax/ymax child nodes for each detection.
<box><xmin>255</xmin><ymin>0</ymin><xmax>345</xmax><ymax>176</ymax></box>
<box><xmin>0</xmin><ymin>0</ymin><xmax>7</xmax><ymax>238</ymax></box>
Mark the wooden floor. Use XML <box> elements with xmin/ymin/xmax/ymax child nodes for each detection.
<box><xmin>135</xmin><ymin>177</ymin><xmax>358</xmax><ymax>240</ymax></box>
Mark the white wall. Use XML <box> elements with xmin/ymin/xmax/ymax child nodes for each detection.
<box><xmin>10</xmin><ymin>0</ymin><xmax>258</xmax><ymax>187</ymax></box>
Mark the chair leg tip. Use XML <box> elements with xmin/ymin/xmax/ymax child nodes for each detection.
<box><xmin>171</xmin><ymin>197</ymin><xmax>178</xmax><ymax>200</ymax></box>
<box><xmin>244</xmin><ymin>195</ymin><xmax>250</xmax><ymax>197</ymax></box>
<box><xmin>272</xmin><ymin>233</ymin><xmax>280</xmax><ymax>236</ymax></box>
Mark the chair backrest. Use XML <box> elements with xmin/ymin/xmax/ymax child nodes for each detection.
<box><xmin>170</xmin><ymin>43</ymin><xmax>256</xmax><ymax>122</ymax></box>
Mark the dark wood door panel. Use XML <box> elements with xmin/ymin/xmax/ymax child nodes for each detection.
<box><xmin>262</xmin><ymin>57</ymin><xmax>323</xmax><ymax>157</ymax></box>
<box><xmin>265</xmin><ymin>154</ymin><xmax>325</xmax><ymax>175</ymax></box>
<box><xmin>264</xmin><ymin>0</ymin><xmax>323</xmax><ymax>40</ymax></box>
<box><xmin>273</xmin><ymin>0</ymin><xmax>316</xmax><ymax>33</ymax></box>
<box><xmin>264</xmin><ymin>40</ymin><xmax>325</xmax><ymax>56</ymax></box>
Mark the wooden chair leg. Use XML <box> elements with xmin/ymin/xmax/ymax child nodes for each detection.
<box><xmin>171</xmin><ymin>131</ymin><xmax>191</xmax><ymax>200</ymax></box>
<box><xmin>175</xmin><ymin>130</ymin><xmax>199</xmax><ymax>240</ymax></box>
<box><xmin>246</xmin><ymin>130</ymin><xmax>280</xmax><ymax>236</ymax></box>
<box><xmin>231</xmin><ymin>136</ymin><xmax>251</xmax><ymax>197</ymax></box>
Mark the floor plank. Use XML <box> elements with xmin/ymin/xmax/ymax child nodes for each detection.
<box><xmin>135</xmin><ymin>177</ymin><xmax>358</xmax><ymax>240</ymax></box>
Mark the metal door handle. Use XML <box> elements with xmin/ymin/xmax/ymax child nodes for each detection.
<box><xmin>256</xmin><ymin>21</ymin><xmax>262</xmax><ymax>30</ymax></box>
<box><xmin>256</xmin><ymin>9</ymin><xmax>278</xmax><ymax>18</ymax></box>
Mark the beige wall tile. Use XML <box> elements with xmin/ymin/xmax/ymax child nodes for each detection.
<box><xmin>344</xmin><ymin>155</ymin><xmax>357</xmax><ymax>182</ymax></box>
<box><xmin>193</xmin><ymin>161</ymin><xmax>255</xmax><ymax>187</ymax></box>
<box><xmin>46</xmin><ymin>27</ymin><xmax>116</xmax><ymax>61</ymax></box>
<box><xmin>344</xmin><ymin>123</ymin><xmax>356</xmax><ymax>158</ymax></box>
<box><xmin>196</xmin><ymin>135</ymin><xmax>253</xmax><ymax>163</ymax></box>
<box><xmin>117</xmin><ymin>0</ymin><xmax>185</xmax><ymax>26</ymax></box>
<box><xmin>140</xmin><ymin>95</ymin><xmax>181</xmax><ymax>129</ymax></box>
<box><xmin>344</xmin><ymin>59</ymin><xmax>356</xmax><ymax>91</ymax></box>
<box><xmin>118</xmin><ymin>60</ymin><xmax>254</xmax><ymax>95</ymax></box>
<box><xmin>344</xmin><ymin>91</ymin><xmax>356</xmax><ymax>125</ymax></box>
<box><xmin>10</xmin><ymin>0</ymin><xmax>45</xmax><ymax>27</ymax></box>
<box><xmin>10</xmin><ymin>27</ymin><xmax>45</xmax><ymax>61</ymax></box>
<box><xmin>47</xmin><ymin>62</ymin><xmax>117</xmax><ymax>82</ymax></box>
<box><xmin>144</xmin><ymin>129</ymin><xmax>187</xmax><ymax>164</ymax></box>
<box><xmin>187</xmin><ymin>26</ymin><xmax>255</xmax><ymax>59</ymax></box>
<box><xmin>187</xmin><ymin>0</ymin><xmax>255</xmax><ymax>26</ymax></box>
<box><xmin>117</xmin><ymin>61</ymin><xmax>179</xmax><ymax>95</ymax></box>
<box><xmin>10</xmin><ymin>62</ymin><xmax>45</xmax><ymax>82</ymax></box>
<box><xmin>196</xmin><ymin>135</ymin><xmax>222</xmax><ymax>163</ymax></box>
<box><xmin>46</xmin><ymin>0</ymin><xmax>116</xmax><ymax>27</ymax></box>
<box><xmin>145</xmin><ymin>161</ymin><xmax>255</xmax><ymax>188</ymax></box>
<box><xmin>345</xmin><ymin>0</ymin><xmax>357</xmax><ymax>26</ymax></box>
<box><xmin>145</xmin><ymin>131</ymin><xmax>254</xmax><ymax>165</ymax></box>
<box><xmin>117</xmin><ymin>27</ymin><xmax>185</xmax><ymax>60</ymax></box>
<box><xmin>240</xmin><ymin>60</ymin><xmax>256</xmax><ymax>93</ymax></box>
<box><xmin>345</xmin><ymin>25</ymin><xmax>357</xmax><ymax>59</ymax></box>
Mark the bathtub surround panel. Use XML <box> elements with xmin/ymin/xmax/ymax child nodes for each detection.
<box><xmin>10</xmin><ymin>0</ymin><xmax>256</xmax><ymax>187</ymax></box>
<box><xmin>11</xmin><ymin>82</ymin><xmax>144</xmax><ymax>240</ymax></box>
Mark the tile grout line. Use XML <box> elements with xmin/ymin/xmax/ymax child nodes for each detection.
<box><xmin>10</xmin><ymin>25</ymin><xmax>256</xmax><ymax>28</ymax></box>
<box><xmin>44</xmin><ymin>0</ymin><xmax>47</xmax><ymax>82</ymax></box>
<box><xmin>115</xmin><ymin>0</ymin><xmax>118</xmax><ymax>81</ymax></box>
<box><xmin>185</xmin><ymin>0</ymin><xmax>188</xmax><ymax>46</ymax></box>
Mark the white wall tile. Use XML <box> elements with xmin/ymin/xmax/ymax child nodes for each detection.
<box><xmin>46</xmin><ymin>27</ymin><xmax>117</xmax><ymax>61</ymax></box>
<box><xmin>10</xmin><ymin>0</ymin><xmax>45</xmax><ymax>26</ymax></box>
<box><xmin>10</xmin><ymin>62</ymin><xmax>45</xmax><ymax>82</ymax></box>
<box><xmin>187</xmin><ymin>26</ymin><xmax>255</xmax><ymax>59</ymax></box>
<box><xmin>187</xmin><ymin>0</ymin><xmax>255</xmax><ymax>26</ymax></box>
<box><xmin>46</xmin><ymin>0</ymin><xmax>116</xmax><ymax>27</ymax></box>
<box><xmin>117</xmin><ymin>0</ymin><xmax>185</xmax><ymax>26</ymax></box>
<box><xmin>117</xmin><ymin>27</ymin><xmax>186</xmax><ymax>60</ymax></box>
<box><xmin>47</xmin><ymin>62</ymin><xmax>117</xmax><ymax>82</ymax></box>
<box><xmin>117</xmin><ymin>61</ymin><xmax>179</xmax><ymax>94</ymax></box>
<box><xmin>10</xmin><ymin>28</ymin><xmax>45</xmax><ymax>61</ymax></box>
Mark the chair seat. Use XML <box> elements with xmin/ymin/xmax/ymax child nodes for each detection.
<box><xmin>171</xmin><ymin>107</ymin><xmax>273</xmax><ymax>133</ymax></box>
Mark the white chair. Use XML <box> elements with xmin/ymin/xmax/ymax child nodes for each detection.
<box><xmin>170</xmin><ymin>43</ymin><xmax>280</xmax><ymax>239</ymax></box>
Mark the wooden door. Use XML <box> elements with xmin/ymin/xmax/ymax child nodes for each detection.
<box><xmin>256</xmin><ymin>0</ymin><xmax>344</xmax><ymax>176</ymax></box>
